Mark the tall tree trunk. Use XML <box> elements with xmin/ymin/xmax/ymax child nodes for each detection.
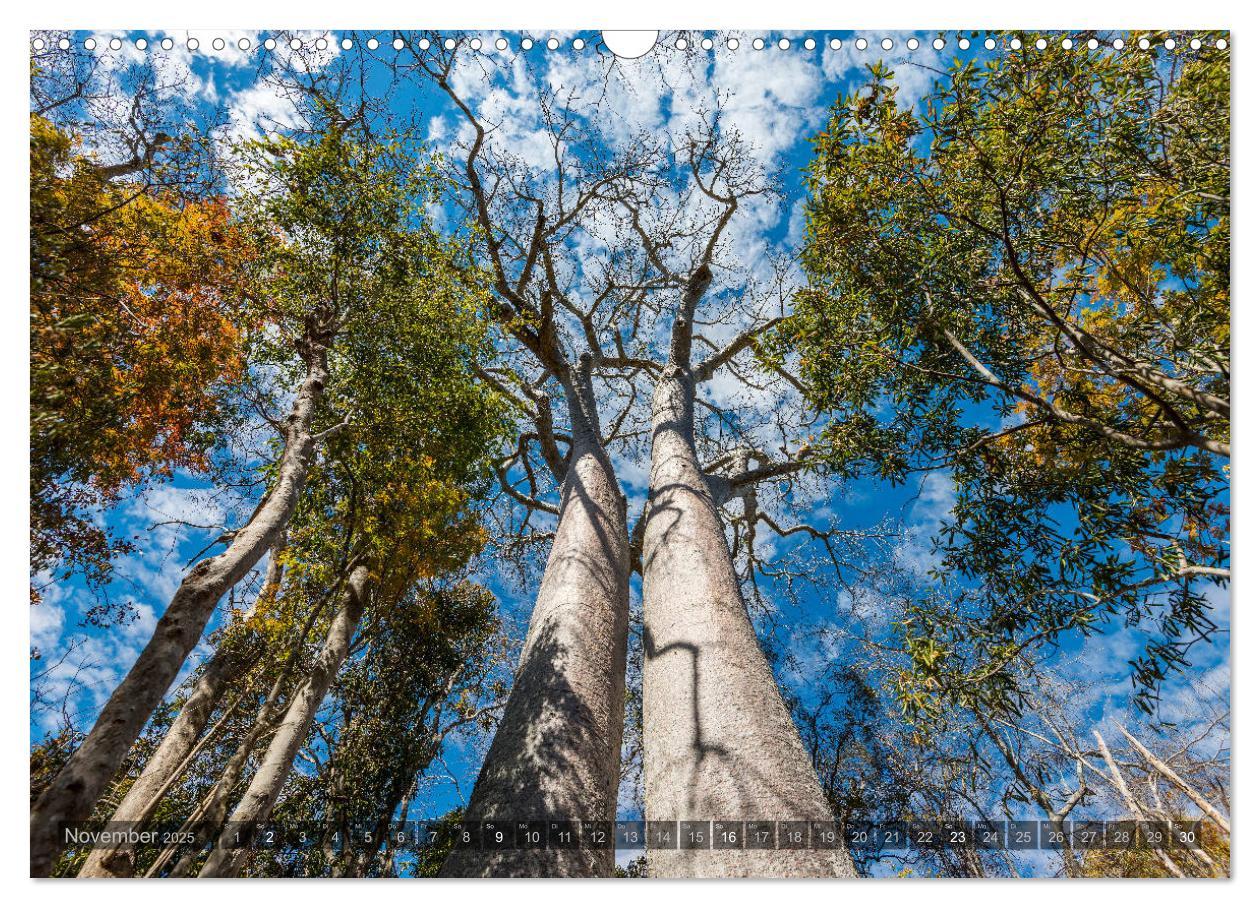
<box><xmin>155</xmin><ymin>665</ymin><xmax>293</xmax><ymax>877</ymax></box>
<box><xmin>640</xmin><ymin>366</ymin><xmax>856</xmax><ymax>878</ymax></box>
<box><xmin>441</xmin><ymin>383</ymin><xmax>629</xmax><ymax>878</ymax></box>
<box><xmin>199</xmin><ymin>563</ymin><xmax>369</xmax><ymax>878</ymax></box>
<box><xmin>79</xmin><ymin>537</ymin><xmax>289</xmax><ymax>878</ymax></box>
<box><xmin>31</xmin><ymin>350</ymin><xmax>329</xmax><ymax>877</ymax></box>
<box><xmin>160</xmin><ymin>573</ymin><xmax>324</xmax><ymax>878</ymax></box>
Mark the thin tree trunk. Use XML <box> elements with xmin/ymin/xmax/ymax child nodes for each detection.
<box><xmin>981</xmin><ymin>719</ymin><xmax>1084</xmax><ymax>877</ymax></box>
<box><xmin>155</xmin><ymin>668</ymin><xmax>294</xmax><ymax>877</ymax></box>
<box><xmin>79</xmin><ymin>537</ymin><xmax>289</xmax><ymax>877</ymax></box>
<box><xmin>31</xmin><ymin>351</ymin><xmax>328</xmax><ymax>877</ymax></box>
<box><xmin>1053</xmin><ymin>816</ymin><xmax>1082</xmax><ymax>878</ymax></box>
<box><xmin>1094</xmin><ymin>730</ymin><xmax>1185</xmax><ymax>878</ymax></box>
<box><xmin>441</xmin><ymin>385</ymin><xmax>629</xmax><ymax>878</ymax></box>
<box><xmin>199</xmin><ymin>564</ymin><xmax>369</xmax><ymax>878</ymax></box>
<box><xmin>1117</xmin><ymin>726</ymin><xmax>1231</xmax><ymax>835</ymax></box>
<box><xmin>640</xmin><ymin>366</ymin><xmax>856</xmax><ymax>878</ymax></box>
<box><xmin>955</xmin><ymin>844</ymin><xmax>987</xmax><ymax>878</ymax></box>
<box><xmin>159</xmin><ymin>577</ymin><xmax>327</xmax><ymax>877</ymax></box>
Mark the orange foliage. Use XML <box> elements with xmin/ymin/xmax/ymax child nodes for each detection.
<box><xmin>30</xmin><ymin>113</ymin><xmax>255</xmax><ymax>583</ymax></box>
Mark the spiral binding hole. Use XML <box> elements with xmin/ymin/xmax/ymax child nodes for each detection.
<box><xmin>30</xmin><ymin>31</ymin><xmax>1230</xmax><ymax>59</ymax></box>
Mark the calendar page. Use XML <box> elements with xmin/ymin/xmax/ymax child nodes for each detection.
<box><xmin>28</xmin><ymin>28</ymin><xmax>1230</xmax><ymax>881</ymax></box>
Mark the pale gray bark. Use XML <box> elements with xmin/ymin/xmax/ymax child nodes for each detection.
<box><xmin>163</xmin><ymin>568</ymin><xmax>323</xmax><ymax>878</ymax></box>
<box><xmin>1094</xmin><ymin>730</ymin><xmax>1186</xmax><ymax>878</ymax></box>
<box><xmin>1117</xmin><ymin>725</ymin><xmax>1231</xmax><ymax>835</ymax></box>
<box><xmin>981</xmin><ymin>718</ymin><xmax>1086</xmax><ymax>877</ymax></box>
<box><xmin>199</xmin><ymin>563</ymin><xmax>369</xmax><ymax>878</ymax></box>
<box><xmin>640</xmin><ymin>365</ymin><xmax>856</xmax><ymax>878</ymax></box>
<box><xmin>441</xmin><ymin>387</ymin><xmax>629</xmax><ymax>878</ymax></box>
<box><xmin>30</xmin><ymin>352</ymin><xmax>328</xmax><ymax>877</ymax></box>
<box><xmin>154</xmin><ymin>700</ymin><xmax>281</xmax><ymax>877</ymax></box>
<box><xmin>154</xmin><ymin>659</ymin><xmax>295</xmax><ymax>877</ymax></box>
<box><xmin>78</xmin><ymin>538</ymin><xmax>288</xmax><ymax>877</ymax></box>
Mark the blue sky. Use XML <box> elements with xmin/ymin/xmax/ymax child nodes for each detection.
<box><xmin>30</xmin><ymin>29</ymin><xmax>1230</xmax><ymax>875</ymax></box>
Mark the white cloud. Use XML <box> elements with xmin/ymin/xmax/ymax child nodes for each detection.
<box><xmin>895</xmin><ymin>471</ymin><xmax>957</xmax><ymax>576</ymax></box>
<box><xmin>223</xmin><ymin>79</ymin><xmax>303</xmax><ymax>141</ymax></box>
<box><xmin>29</xmin><ymin>591</ymin><xmax>66</xmax><ymax>657</ymax></box>
<box><xmin>712</xmin><ymin>38</ymin><xmax>825</xmax><ymax>167</ymax></box>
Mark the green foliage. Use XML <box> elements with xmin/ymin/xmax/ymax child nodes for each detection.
<box><xmin>218</xmin><ymin>126</ymin><xmax>510</xmax><ymax>877</ymax></box>
<box><xmin>783</xmin><ymin>33</ymin><xmax>1230</xmax><ymax>720</ymax></box>
<box><xmin>326</xmin><ymin>584</ymin><xmax>499</xmax><ymax>820</ymax></box>
<box><xmin>410</xmin><ymin>808</ymin><xmax>464</xmax><ymax>878</ymax></box>
<box><xmin>29</xmin><ymin>724</ymin><xmax>83</xmax><ymax>808</ymax></box>
<box><xmin>228</xmin><ymin>124</ymin><xmax>507</xmax><ymax>595</ymax></box>
<box><xmin>614</xmin><ymin>855</ymin><xmax>649</xmax><ymax>877</ymax></box>
<box><xmin>39</xmin><ymin>120</ymin><xmax>512</xmax><ymax>878</ymax></box>
<box><xmin>266</xmin><ymin>586</ymin><xmax>501</xmax><ymax>877</ymax></box>
<box><xmin>29</xmin><ymin>113</ymin><xmax>250</xmax><ymax>601</ymax></box>
<box><xmin>229</xmin><ymin>126</ymin><xmax>445</xmax><ymax>334</ymax></box>
<box><xmin>203</xmin><ymin>118</ymin><xmax>506</xmax><ymax>608</ymax></box>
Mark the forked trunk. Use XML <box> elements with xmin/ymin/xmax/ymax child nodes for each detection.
<box><xmin>199</xmin><ymin>563</ymin><xmax>370</xmax><ymax>878</ymax></box>
<box><xmin>30</xmin><ymin>351</ymin><xmax>328</xmax><ymax>878</ymax></box>
<box><xmin>640</xmin><ymin>368</ymin><xmax>856</xmax><ymax>878</ymax></box>
<box><xmin>441</xmin><ymin>391</ymin><xmax>629</xmax><ymax>878</ymax></box>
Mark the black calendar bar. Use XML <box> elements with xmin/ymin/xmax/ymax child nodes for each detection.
<box><xmin>54</xmin><ymin>818</ymin><xmax>1205</xmax><ymax>851</ymax></box>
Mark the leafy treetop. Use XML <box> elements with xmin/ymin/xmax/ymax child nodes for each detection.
<box><xmin>781</xmin><ymin>34</ymin><xmax>1229</xmax><ymax>719</ymax></box>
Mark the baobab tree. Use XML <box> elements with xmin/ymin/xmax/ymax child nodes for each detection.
<box><xmin>400</xmin><ymin>34</ymin><xmax>862</xmax><ymax>877</ymax></box>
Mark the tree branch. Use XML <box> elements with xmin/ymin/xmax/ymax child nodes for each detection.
<box><xmin>694</xmin><ymin>316</ymin><xmax>786</xmax><ymax>383</ymax></box>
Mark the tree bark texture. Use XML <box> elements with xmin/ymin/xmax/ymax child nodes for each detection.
<box><xmin>31</xmin><ymin>353</ymin><xmax>327</xmax><ymax>877</ymax></box>
<box><xmin>640</xmin><ymin>368</ymin><xmax>856</xmax><ymax>878</ymax></box>
<box><xmin>441</xmin><ymin>394</ymin><xmax>629</xmax><ymax>878</ymax></box>
<box><xmin>79</xmin><ymin>539</ymin><xmax>288</xmax><ymax>877</ymax></box>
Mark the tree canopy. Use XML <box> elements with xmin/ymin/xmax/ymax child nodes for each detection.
<box><xmin>783</xmin><ymin>37</ymin><xmax>1230</xmax><ymax>719</ymax></box>
<box><xmin>30</xmin><ymin>31</ymin><xmax>1231</xmax><ymax>881</ymax></box>
<box><xmin>30</xmin><ymin>113</ymin><xmax>251</xmax><ymax>599</ymax></box>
